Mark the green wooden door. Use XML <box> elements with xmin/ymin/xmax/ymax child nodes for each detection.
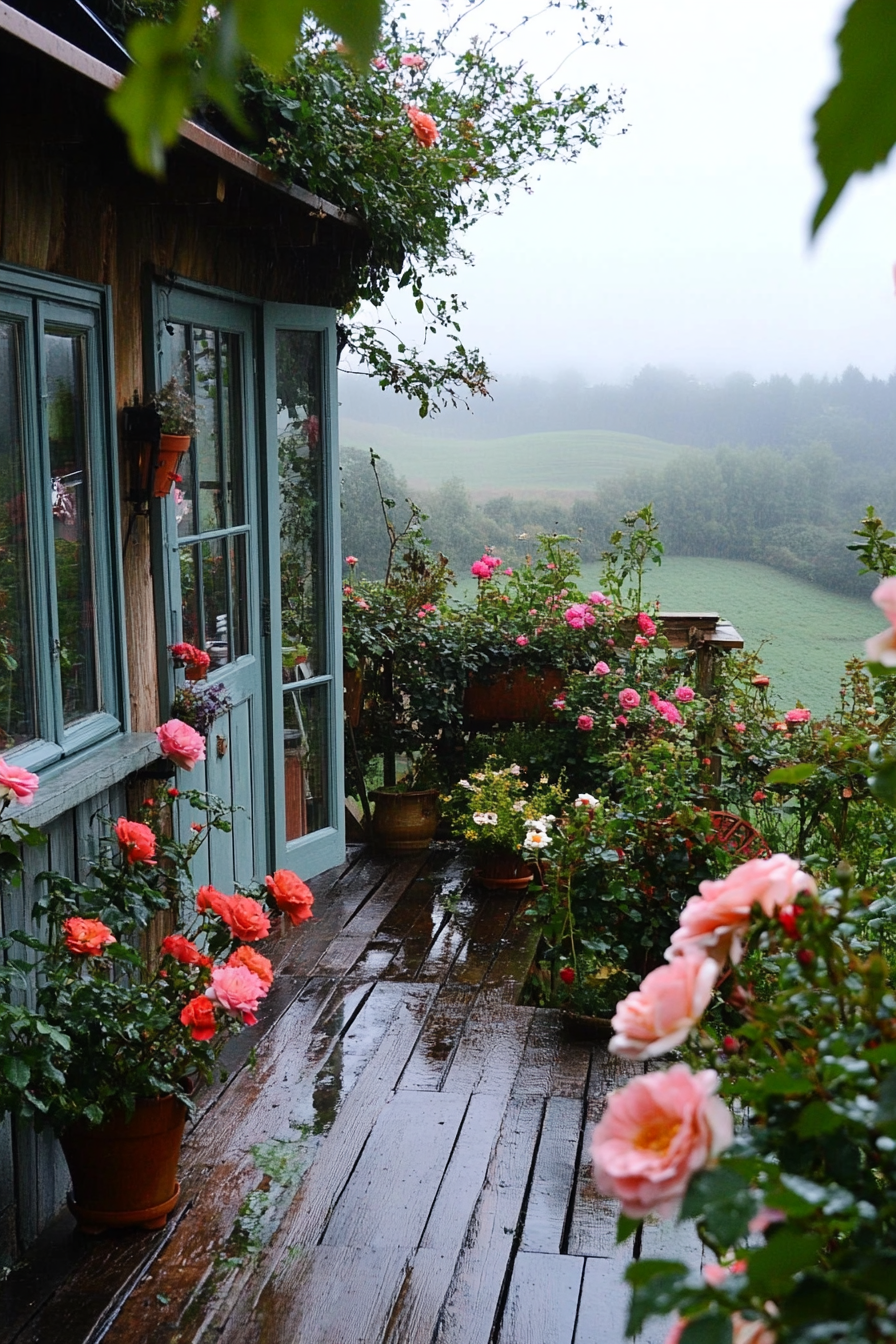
<box><xmin>153</xmin><ymin>289</ymin><xmax>266</xmax><ymax>888</ymax></box>
<box><xmin>263</xmin><ymin>305</ymin><xmax>345</xmax><ymax>877</ymax></box>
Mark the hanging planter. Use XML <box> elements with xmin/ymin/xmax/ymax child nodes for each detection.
<box><xmin>60</xmin><ymin>1094</ymin><xmax>187</xmax><ymax>1234</ymax></box>
<box><xmin>153</xmin><ymin>433</ymin><xmax>191</xmax><ymax>498</ymax></box>
<box><xmin>463</xmin><ymin>666</ymin><xmax>564</xmax><ymax>726</ymax></box>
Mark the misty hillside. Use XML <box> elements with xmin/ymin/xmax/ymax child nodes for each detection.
<box><xmin>340</xmin><ymin>365</ymin><xmax>896</xmax><ymax>466</ymax></box>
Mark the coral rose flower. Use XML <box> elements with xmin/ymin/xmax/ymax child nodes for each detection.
<box><xmin>669</xmin><ymin>854</ymin><xmax>817</xmax><ymax>966</ymax></box>
<box><xmin>227</xmin><ymin>945</ymin><xmax>274</xmax><ymax>986</ymax></box>
<box><xmin>0</xmin><ymin>758</ymin><xmax>40</xmax><ymax>806</ymax></box>
<box><xmin>161</xmin><ymin>934</ymin><xmax>212</xmax><ymax>967</ymax></box>
<box><xmin>590</xmin><ymin>1063</ymin><xmax>733</xmax><ymax>1219</ymax></box>
<box><xmin>64</xmin><ymin>916</ymin><xmax>117</xmax><ymax>956</ymax></box>
<box><xmin>219</xmin><ymin>894</ymin><xmax>271</xmax><ymax>942</ymax></box>
<box><xmin>197</xmin><ymin>884</ymin><xmax>232</xmax><ymax>918</ymax></box>
<box><xmin>114</xmin><ymin>817</ymin><xmax>157</xmax><ymax>865</ymax></box>
<box><xmin>181</xmin><ymin>995</ymin><xmax>217</xmax><ymax>1041</ymax></box>
<box><xmin>619</xmin><ymin>688</ymin><xmax>641</xmax><ymax>710</ymax></box>
<box><xmin>155</xmin><ymin>718</ymin><xmax>206</xmax><ymax>770</ymax></box>
<box><xmin>265</xmin><ymin>869</ymin><xmax>315</xmax><ymax>925</ymax></box>
<box><xmin>610</xmin><ymin>953</ymin><xmax>718</xmax><ymax>1060</ymax></box>
<box><xmin>205</xmin><ymin>965</ymin><xmax>268</xmax><ymax>1025</ymax></box>
<box><xmin>406</xmin><ymin>105</ymin><xmax>438</xmax><ymax>146</ymax></box>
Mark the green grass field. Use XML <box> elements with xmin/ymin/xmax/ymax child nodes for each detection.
<box><xmin>340</xmin><ymin>419</ymin><xmax>693</xmax><ymax>496</ymax></box>
<box><xmin>454</xmin><ymin>556</ymin><xmax>873</xmax><ymax>717</ymax></box>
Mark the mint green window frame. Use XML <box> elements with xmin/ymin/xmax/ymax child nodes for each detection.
<box><xmin>0</xmin><ymin>264</ymin><xmax>125</xmax><ymax>773</ymax></box>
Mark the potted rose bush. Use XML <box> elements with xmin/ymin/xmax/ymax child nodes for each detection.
<box><xmin>0</xmin><ymin>723</ymin><xmax>314</xmax><ymax>1233</ymax></box>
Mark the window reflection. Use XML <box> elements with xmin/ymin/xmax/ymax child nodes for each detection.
<box><xmin>0</xmin><ymin>321</ymin><xmax>35</xmax><ymax>749</ymax></box>
<box><xmin>284</xmin><ymin>684</ymin><xmax>330</xmax><ymax>840</ymax></box>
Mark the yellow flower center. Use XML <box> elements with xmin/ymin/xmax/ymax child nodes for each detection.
<box><xmin>634</xmin><ymin>1115</ymin><xmax>681</xmax><ymax>1155</ymax></box>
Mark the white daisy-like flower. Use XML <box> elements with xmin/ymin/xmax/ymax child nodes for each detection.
<box><xmin>472</xmin><ymin>772</ymin><xmax>486</xmax><ymax>781</ymax></box>
<box><xmin>473</xmin><ymin>811</ymin><xmax>498</xmax><ymax>825</ymax></box>
<box><xmin>575</xmin><ymin>793</ymin><xmax>599</xmax><ymax>808</ymax></box>
<box><xmin>509</xmin><ymin>764</ymin><xmax>521</xmax><ymax>776</ymax></box>
<box><xmin>524</xmin><ymin>830</ymin><xmax>551</xmax><ymax>851</ymax></box>
<box><xmin>458</xmin><ymin>779</ymin><xmax>473</xmax><ymax>790</ymax></box>
<box><xmin>511</xmin><ymin>800</ymin><xmax>525</xmax><ymax>812</ymax></box>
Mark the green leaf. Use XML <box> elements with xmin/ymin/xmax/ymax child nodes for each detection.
<box><xmin>747</xmin><ymin>1229</ymin><xmax>823</xmax><ymax>1296</ymax></box>
<box><xmin>680</xmin><ymin>1316</ymin><xmax>733</xmax><ymax>1344</ymax></box>
<box><xmin>758</xmin><ymin>1070</ymin><xmax>815</xmax><ymax>1097</ymax></box>
<box><xmin>765</xmin><ymin>764</ymin><xmax>817</xmax><ymax>785</ymax></box>
<box><xmin>795</xmin><ymin>1099</ymin><xmax>845</xmax><ymax>1138</ymax></box>
<box><xmin>616</xmin><ymin>1212</ymin><xmax>640</xmax><ymax>1244</ymax></box>
<box><xmin>234</xmin><ymin>0</ymin><xmax>384</xmax><ymax>70</ymax></box>
<box><xmin>813</xmin><ymin>0</ymin><xmax>896</xmax><ymax>233</ymax></box>
<box><xmin>682</xmin><ymin>1168</ymin><xmax>755</xmax><ymax>1249</ymax></box>
<box><xmin>2</xmin><ymin>1057</ymin><xmax>30</xmax><ymax>1090</ymax></box>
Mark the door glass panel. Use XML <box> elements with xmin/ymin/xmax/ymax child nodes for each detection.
<box><xmin>45</xmin><ymin>329</ymin><xmax>99</xmax><ymax>724</ymax></box>
<box><xmin>283</xmin><ymin>684</ymin><xmax>330</xmax><ymax>840</ymax></box>
<box><xmin>193</xmin><ymin>327</ymin><xmax>225</xmax><ymax>534</ymax></box>
<box><xmin>0</xmin><ymin>320</ymin><xmax>36</xmax><ymax>749</ymax></box>
<box><xmin>276</xmin><ymin>330</ymin><xmax>326</xmax><ymax>678</ymax></box>
<box><xmin>229</xmin><ymin>533</ymin><xmax>249</xmax><ymax>661</ymax></box>
<box><xmin>220</xmin><ymin>332</ymin><xmax>244</xmax><ymax>529</ymax></box>
<box><xmin>180</xmin><ymin>543</ymin><xmax>201</xmax><ymax>646</ymax></box>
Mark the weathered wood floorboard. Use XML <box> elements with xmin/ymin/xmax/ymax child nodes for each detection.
<box><xmin>1</xmin><ymin>850</ymin><xmax>658</xmax><ymax>1344</ymax></box>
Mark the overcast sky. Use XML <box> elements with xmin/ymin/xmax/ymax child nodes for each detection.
<box><xmin>396</xmin><ymin>0</ymin><xmax>896</xmax><ymax>386</ymax></box>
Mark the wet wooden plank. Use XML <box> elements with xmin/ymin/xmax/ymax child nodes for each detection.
<box><xmin>412</xmin><ymin>892</ymin><xmax>483</xmax><ymax>982</ymax></box>
<box><xmin>639</xmin><ymin>1210</ymin><xmax>705</xmax><ymax>1268</ymax></box>
<box><xmin>277</xmin><ymin>851</ymin><xmax>396</xmax><ymax>977</ymax></box>
<box><xmin>519</xmin><ymin>1096</ymin><xmax>583</xmax><ymax>1254</ymax></box>
<box><xmin>397</xmin><ymin>985</ymin><xmax>477</xmax><ymax>1093</ymax></box>
<box><xmin>440</xmin><ymin>994</ymin><xmax>534</xmax><ymax>1097</ymax></box>
<box><xmin>228</xmin><ymin>1244</ymin><xmax>409</xmax><ymax>1344</ymax></box>
<box><xmin>435</xmin><ymin>1096</ymin><xmax>544</xmax><ymax>1344</ymax></box>
<box><xmin>447</xmin><ymin>894</ymin><xmax>519</xmax><ymax>987</ymax></box>
<box><xmin>573</xmin><ymin>1255</ymin><xmax>632</xmax><ymax>1344</ymax></box>
<box><xmin>379</xmin><ymin>878</ymin><xmax>454</xmax><ymax>983</ymax></box>
<box><xmin>496</xmin><ymin>1250</ymin><xmax>584</xmax><ymax>1344</ymax></box>
<box><xmin>340</xmin><ymin>853</ymin><xmax>430</xmax><ymax>938</ymax></box>
<box><xmin>567</xmin><ymin>1052</ymin><xmax>641</xmax><ymax>1258</ymax></box>
<box><xmin>322</xmin><ymin>1090</ymin><xmax>468</xmax><ymax>1250</ymax></box>
<box><xmin>483</xmin><ymin>900</ymin><xmax>541</xmax><ymax>996</ymax></box>
<box><xmin>512</xmin><ymin>1011</ymin><xmax>590</xmax><ymax>1099</ymax></box>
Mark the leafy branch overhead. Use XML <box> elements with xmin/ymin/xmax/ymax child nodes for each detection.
<box><xmin>813</xmin><ymin>0</ymin><xmax>896</xmax><ymax>233</ymax></box>
<box><xmin>102</xmin><ymin>0</ymin><xmax>621</xmax><ymax>412</ymax></box>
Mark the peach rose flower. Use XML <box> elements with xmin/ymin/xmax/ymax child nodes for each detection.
<box><xmin>406</xmin><ymin>105</ymin><xmax>439</xmax><ymax>147</ymax></box>
<box><xmin>180</xmin><ymin>995</ymin><xmax>217</xmax><ymax>1041</ymax></box>
<box><xmin>227</xmin><ymin>944</ymin><xmax>274</xmax><ymax>986</ymax></box>
<box><xmin>265</xmin><ymin>869</ymin><xmax>314</xmax><ymax>925</ymax></box>
<box><xmin>668</xmin><ymin>854</ymin><xmax>817</xmax><ymax>966</ymax></box>
<box><xmin>0</xmin><ymin>758</ymin><xmax>40</xmax><ymax>806</ymax></box>
<box><xmin>155</xmin><ymin>718</ymin><xmax>206</xmax><ymax>770</ymax></box>
<box><xmin>205</xmin><ymin>964</ymin><xmax>268</xmax><ymax>1025</ymax></box>
<box><xmin>610</xmin><ymin>953</ymin><xmax>718</xmax><ymax>1060</ymax></box>
<box><xmin>161</xmin><ymin>934</ymin><xmax>212</xmax><ymax>967</ymax></box>
<box><xmin>197</xmin><ymin>884</ymin><xmax>232</xmax><ymax>918</ymax></box>
<box><xmin>63</xmin><ymin>916</ymin><xmax>117</xmax><ymax>957</ymax></box>
<box><xmin>219</xmin><ymin>894</ymin><xmax>271</xmax><ymax>942</ymax></box>
<box><xmin>590</xmin><ymin>1063</ymin><xmax>733</xmax><ymax>1219</ymax></box>
<box><xmin>114</xmin><ymin>818</ymin><xmax>157</xmax><ymax>865</ymax></box>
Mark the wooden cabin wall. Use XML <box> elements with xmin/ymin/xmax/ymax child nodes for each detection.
<box><xmin>0</xmin><ymin>40</ymin><xmax>365</xmax><ymax>735</ymax></box>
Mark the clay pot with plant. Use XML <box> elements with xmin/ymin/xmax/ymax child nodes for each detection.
<box><xmin>151</xmin><ymin>375</ymin><xmax>197</xmax><ymax>498</ymax></box>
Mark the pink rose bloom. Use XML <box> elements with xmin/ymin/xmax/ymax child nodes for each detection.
<box><xmin>669</xmin><ymin>854</ymin><xmax>817</xmax><ymax>965</ymax></box>
<box><xmin>345</xmin><ymin>555</ymin><xmax>358</xmax><ymax>566</ymax></box>
<box><xmin>370</xmin><ymin>55</ymin><xmax>388</xmax><ymax>70</ymax></box>
<box><xmin>674</xmin><ymin>685</ymin><xmax>695</xmax><ymax>702</ymax></box>
<box><xmin>615</xmin><ymin>714</ymin><xmax>628</xmax><ymax>727</ymax></box>
<box><xmin>552</xmin><ymin>696</ymin><xmax>567</xmax><ymax>710</ymax></box>
<box><xmin>504</xmin><ymin>568</ymin><xmax>513</xmax><ymax>576</ymax></box>
<box><xmin>400</xmin><ymin>52</ymin><xmax>426</xmax><ymax>68</ymax></box>
<box><xmin>470</xmin><ymin>560</ymin><xmax>491</xmax><ymax>579</ymax></box>
<box><xmin>657</xmin><ymin>700</ymin><xmax>683</xmax><ymax>725</ymax></box>
<box><xmin>0</xmin><ymin>758</ymin><xmax>40</xmax><ymax>806</ymax></box>
<box><xmin>590</xmin><ymin>1063</ymin><xmax>733</xmax><ymax>1219</ymax></box>
<box><xmin>515</xmin><ymin>635</ymin><xmax>529</xmax><ymax>646</ymax></box>
<box><xmin>784</xmin><ymin>708</ymin><xmax>811</xmax><ymax>724</ymax></box>
<box><xmin>619</xmin><ymin>688</ymin><xmax>641</xmax><ymax>710</ymax></box>
<box><xmin>485</xmin><ymin>555</ymin><xmax>502</xmax><ymax>568</ymax></box>
<box><xmin>205</xmin><ymin>964</ymin><xmax>269</xmax><ymax>1026</ymax></box>
<box><xmin>633</xmin><ymin>635</ymin><xmax>649</xmax><ymax>648</ymax></box>
<box><xmin>406</xmin><ymin>105</ymin><xmax>439</xmax><ymax>147</ymax></box>
<box><xmin>588</xmin><ymin>591</ymin><xmax>611</xmax><ymax>606</ymax></box>
<box><xmin>593</xmin><ymin>661</ymin><xmax>610</xmax><ymax>675</ymax></box>
<box><xmin>155</xmin><ymin>719</ymin><xmax>206</xmax><ymax>770</ymax></box>
<box><xmin>577</xmin><ymin>714</ymin><xmax>594</xmax><ymax>732</ymax></box>
<box><xmin>865</xmin><ymin>627</ymin><xmax>896</xmax><ymax>665</ymax></box>
<box><xmin>636</xmin><ymin>612</ymin><xmax>657</xmax><ymax>636</ymax></box>
<box><xmin>610</xmin><ymin>954</ymin><xmax>718</xmax><ymax>1060</ymax></box>
<box><xmin>648</xmin><ymin>690</ymin><xmax>661</xmax><ymax>706</ymax></box>
<box><xmin>872</xmin><ymin>575</ymin><xmax>896</xmax><ymax>626</ymax></box>
<box><xmin>733</xmin><ymin>721</ymin><xmax>746</xmax><ymax>732</ymax></box>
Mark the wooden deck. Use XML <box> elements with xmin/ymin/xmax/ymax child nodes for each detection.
<box><xmin>0</xmin><ymin>846</ymin><xmax>691</xmax><ymax>1344</ymax></box>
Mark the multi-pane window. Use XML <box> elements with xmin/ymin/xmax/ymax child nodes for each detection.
<box><xmin>0</xmin><ymin>270</ymin><xmax>121</xmax><ymax>771</ymax></box>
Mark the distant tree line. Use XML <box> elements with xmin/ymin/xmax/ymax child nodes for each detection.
<box><xmin>341</xmin><ymin>364</ymin><xmax>896</xmax><ymax>468</ymax></box>
<box><xmin>341</xmin><ymin>443</ymin><xmax>891</xmax><ymax>599</ymax></box>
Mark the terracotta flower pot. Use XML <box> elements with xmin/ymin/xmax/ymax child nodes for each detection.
<box><xmin>370</xmin><ymin>787</ymin><xmax>439</xmax><ymax>853</ymax></box>
<box><xmin>184</xmin><ymin>664</ymin><xmax>205</xmax><ymax>682</ymax></box>
<box><xmin>60</xmin><ymin>1094</ymin><xmax>187</xmax><ymax>1233</ymax></box>
<box><xmin>463</xmin><ymin>666</ymin><xmax>564</xmax><ymax>726</ymax></box>
<box><xmin>473</xmin><ymin>850</ymin><xmax>535</xmax><ymax>891</ymax></box>
<box><xmin>153</xmin><ymin>433</ymin><xmax>191</xmax><ymax>498</ymax></box>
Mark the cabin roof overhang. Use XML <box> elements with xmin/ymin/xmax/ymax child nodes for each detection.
<box><xmin>0</xmin><ymin>0</ymin><xmax>360</xmax><ymax>231</ymax></box>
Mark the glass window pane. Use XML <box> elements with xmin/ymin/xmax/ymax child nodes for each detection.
<box><xmin>45</xmin><ymin>329</ymin><xmax>99</xmax><ymax>725</ymax></box>
<box><xmin>193</xmin><ymin>327</ymin><xmax>224</xmax><ymax>534</ymax></box>
<box><xmin>202</xmin><ymin>537</ymin><xmax>229</xmax><ymax>670</ymax></box>
<box><xmin>0</xmin><ymin>320</ymin><xmax>36</xmax><ymax>749</ymax></box>
<box><xmin>283</xmin><ymin>684</ymin><xmax>330</xmax><ymax>840</ymax></box>
<box><xmin>220</xmin><ymin>332</ymin><xmax>244</xmax><ymax>528</ymax></box>
<box><xmin>229</xmin><ymin>533</ymin><xmax>248</xmax><ymax>661</ymax></box>
<box><xmin>165</xmin><ymin>324</ymin><xmax>197</xmax><ymax>541</ymax></box>
<box><xmin>277</xmin><ymin>330</ymin><xmax>326</xmax><ymax>681</ymax></box>
<box><xmin>180</xmin><ymin>543</ymin><xmax>201</xmax><ymax>647</ymax></box>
